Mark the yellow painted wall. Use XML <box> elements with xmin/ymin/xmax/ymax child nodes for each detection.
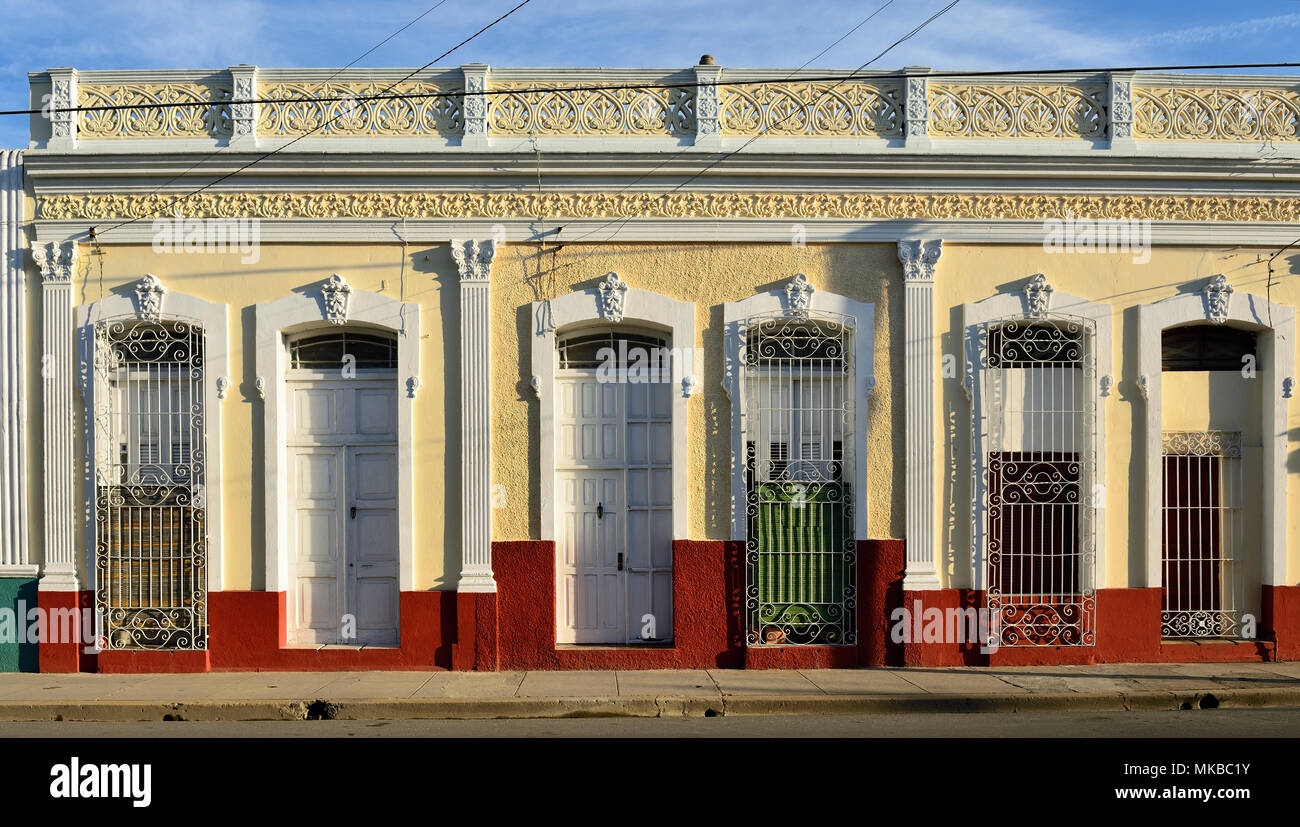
<box><xmin>934</xmin><ymin>245</ymin><xmax>1300</xmax><ymax>589</ymax></box>
<box><xmin>490</xmin><ymin>242</ymin><xmax>906</xmax><ymax>543</ymax></box>
<box><xmin>33</xmin><ymin>241</ymin><xmax>460</xmax><ymax>591</ymax></box>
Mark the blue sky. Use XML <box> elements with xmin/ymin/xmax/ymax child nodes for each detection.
<box><xmin>2</xmin><ymin>0</ymin><xmax>1299</xmax><ymax>147</ymax></box>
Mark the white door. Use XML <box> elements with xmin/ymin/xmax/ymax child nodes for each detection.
<box><xmin>557</xmin><ymin>470</ymin><xmax>624</xmax><ymax>642</ymax></box>
<box><xmin>555</xmin><ymin>375</ymin><xmax>673</xmax><ymax>644</ymax></box>
<box><xmin>288</xmin><ymin>378</ymin><xmax>399</xmax><ymax>645</ymax></box>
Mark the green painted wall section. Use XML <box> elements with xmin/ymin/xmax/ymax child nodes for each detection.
<box><xmin>0</xmin><ymin>578</ymin><xmax>38</xmax><ymax>672</ymax></box>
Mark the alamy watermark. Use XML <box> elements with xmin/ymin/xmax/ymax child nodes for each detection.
<box><xmin>1043</xmin><ymin>212</ymin><xmax>1150</xmax><ymax>264</ymax></box>
<box><xmin>152</xmin><ymin>216</ymin><xmax>261</xmax><ymax>264</ymax></box>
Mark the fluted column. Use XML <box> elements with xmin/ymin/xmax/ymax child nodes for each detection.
<box><xmin>32</xmin><ymin>240</ymin><xmax>78</xmax><ymax>590</ymax></box>
<box><xmin>899</xmin><ymin>240</ymin><xmax>942</xmax><ymax>590</ymax></box>
<box><xmin>453</xmin><ymin>239</ymin><xmax>497</xmax><ymax>592</ymax></box>
<box><xmin>0</xmin><ymin>152</ymin><xmax>33</xmax><ymax>578</ymax></box>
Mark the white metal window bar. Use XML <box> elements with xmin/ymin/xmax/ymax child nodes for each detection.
<box><xmin>980</xmin><ymin>317</ymin><xmax>1096</xmax><ymax>646</ymax></box>
<box><xmin>93</xmin><ymin>319</ymin><xmax>207</xmax><ymax>650</ymax></box>
<box><xmin>1161</xmin><ymin>430</ymin><xmax>1244</xmax><ymax>638</ymax></box>
<box><xmin>742</xmin><ymin>312</ymin><xmax>855</xmax><ymax>646</ymax></box>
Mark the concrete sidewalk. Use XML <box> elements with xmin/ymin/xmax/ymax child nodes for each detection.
<box><xmin>1</xmin><ymin>662</ymin><xmax>1299</xmax><ymax>721</ymax></box>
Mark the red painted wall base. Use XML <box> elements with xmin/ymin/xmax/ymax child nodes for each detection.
<box><xmin>36</xmin><ymin>590</ymin><xmax>92</xmax><ymax>674</ymax></box>
<box><xmin>462</xmin><ymin>538</ymin><xmax>907</xmax><ymax>670</ymax></box>
<box><xmin>896</xmin><ymin>585</ymin><xmax>1299</xmax><ymax>666</ymax></box>
<box><xmin>42</xmin><ymin>547</ymin><xmax>1300</xmax><ymax>672</ymax></box>
<box><xmin>94</xmin><ymin>590</ymin><xmax>456</xmax><ymax>673</ymax></box>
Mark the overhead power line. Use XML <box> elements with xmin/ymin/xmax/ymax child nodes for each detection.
<box><xmin>8</xmin><ymin>60</ymin><xmax>1300</xmax><ymax>119</ymax></box>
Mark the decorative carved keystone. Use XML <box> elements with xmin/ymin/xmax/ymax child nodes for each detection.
<box><xmin>1024</xmin><ymin>273</ymin><xmax>1053</xmax><ymax>318</ymax></box>
<box><xmin>135</xmin><ymin>274</ymin><xmax>167</xmax><ymax>322</ymax></box>
<box><xmin>786</xmin><ymin>273</ymin><xmax>813</xmax><ymax>318</ymax></box>
<box><xmin>322</xmin><ymin>273</ymin><xmax>351</xmax><ymax>325</ymax></box>
<box><xmin>599</xmin><ymin>272</ymin><xmax>629</xmax><ymax>323</ymax></box>
<box><xmin>1203</xmin><ymin>274</ymin><xmax>1233</xmax><ymax>324</ymax></box>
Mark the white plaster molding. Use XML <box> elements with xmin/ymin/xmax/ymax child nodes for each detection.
<box><xmin>78</xmin><ymin>276</ymin><xmax>230</xmax><ymax>593</ymax></box>
<box><xmin>903</xmin><ymin>69</ymin><xmax>931</xmax><ymax>151</ymax></box>
<box><xmin>1100</xmin><ymin>375</ymin><xmax>1114</xmax><ymax>397</ymax></box>
<box><xmin>0</xmin><ymin>151</ymin><xmax>29</xmax><ymax>575</ymax></box>
<box><xmin>962</xmin><ymin>281</ymin><xmax>1113</xmax><ymax>593</ymax></box>
<box><xmin>453</xmin><ymin>238</ymin><xmax>497</xmax><ymax>592</ymax></box>
<box><xmin>598</xmin><ymin>271</ymin><xmax>629</xmax><ymax>323</ymax></box>
<box><xmin>32</xmin><ymin>239</ymin><xmax>78</xmax><ymax>590</ymax></box>
<box><xmin>228</xmin><ymin>64</ymin><xmax>259</xmax><ymax>147</ymax></box>
<box><xmin>46</xmin><ymin>68</ymin><xmax>78</xmax><ymax>150</ymax></box>
<box><xmin>899</xmin><ymin>239</ymin><xmax>942</xmax><ymax>589</ymax></box>
<box><xmin>693</xmin><ymin>62</ymin><xmax>722</xmax><ymax>146</ymax></box>
<box><xmin>406</xmin><ymin>375</ymin><xmax>421</xmax><ymax>399</ymax></box>
<box><xmin>1137</xmin><ymin>284</ymin><xmax>1294</xmax><ymax>588</ymax></box>
<box><xmin>723</xmin><ymin>281</ymin><xmax>875</xmax><ymax>541</ymax></box>
<box><xmin>461</xmin><ymin>64</ymin><xmax>489</xmax><ymax>147</ymax></box>
<box><xmin>254</xmin><ymin>278</ymin><xmax>420</xmax><ymax>595</ymax></box>
<box><xmin>1137</xmin><ymin>374</ymin><xmax>1149</xmax><ymax>400</ymax></box>
<box><xmin>1023</xmin><ymin>273</ymin><xmax>1054</xmax><ymax>318</ymax></box>
<box><xmin>1108</xmin><ymin>72</ymin><xmax>1136</xmax><ymax>153</ymax></box>
<box><xmin>784</xmin><ymin>273</ymin><xmax>813</xmax><ymax>318</ymax></box>
<box><xmin>1284</xmin><ymin>377</ymin><xmax>1296</xmax><ymax>399</ymax></box>
<box><xmin>322</xmin><ymin>273</ymin><xmax>351</xmax><ymax>325</ymax></box>
<box><xmin>532</xmin><ymin>285</ymin><xmax>696</xmax><ymax>542</ymax></box>
<box><xmin>134</xmin><ymin>273</ymin><xmax>167</xmax><ymax>322</ymax></box>
<box><xmin>1203</xmin><ymin>274</ymin><xmax>1234</xmax><ymax>324</ymax></box>
<box><xmin>216</xmin><ymin>375</ymin><xmax>231</xmax><ymax>400</ymax></box>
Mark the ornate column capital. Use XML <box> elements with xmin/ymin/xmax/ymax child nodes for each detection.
<box><xmin>31</xmin><ymin>241</ymin><xmax>77</xmax><ymax>284</ymax></box>
<box><xmin>452</xmin><ymin>238</ymin><xmax>497</xmax><ymax>282</ymax></box>
<box><xmin>897</xmin><ymin>239</ymin><xmax>942</xmax><ymax>282</ymax></box>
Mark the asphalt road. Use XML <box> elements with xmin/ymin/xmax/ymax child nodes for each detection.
<box><xmin>3</xmin><ymin>707</ymin><xmax>1300</xmax><ymax>737</ymax></box>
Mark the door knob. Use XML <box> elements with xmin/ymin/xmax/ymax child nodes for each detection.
<box><xmin>350</xmin><ymin>506</ymin><xmax>356</xmax><ymax>519</ymax></box>
<box><xmin>617</xmin><ymin>552</ymin><xmax>624</xmax><ymax>571</ymax></box>
<box><xmin>596</xmin><ymin>502</ymin><xmax>603</xmax><ymax>519</ymax></box>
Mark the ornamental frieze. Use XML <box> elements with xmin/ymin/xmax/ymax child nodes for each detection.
<box><xmin>34</xmin><ymin>191</ymin><xmax>1300</xmax><ymax>223</ymax></box>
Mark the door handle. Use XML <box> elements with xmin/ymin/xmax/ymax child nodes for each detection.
<box><xmin>350</xmin><ymin>506</ymin><xmax>356</xmax><ymax>519</ymax></box>
<box><xmin>617</xmin><ymin>552</ymin><xmax>624</xmax><ymax>571</ymax></box>
<box><xmin>596</xmin><ymin>502</ymin><xmax>603</xmax><ymax>519</ymax></box>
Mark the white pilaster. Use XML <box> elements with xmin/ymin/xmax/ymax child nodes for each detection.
<box><xmin>898</xmin><ymin>239</ymin><xmax>942</xmax><ymax>590</ymax></box>
<box><xmin>461</xmin><ymin>64</ymin><xmax>490</xmax><ymax>151</ymax></box>
<box><xmin>693</xmin><ymin>60</ymin><xmax>722</xmax><ymax>150</ymax></box>
<box><xmin>229</xmin><ymin>65</ymin><xmax>259</xmax><ymax>148</ymax></box>
<box><xmin>46</xmin><ymin>68</ymin><xmax>77</xmax><ymax>151</ymax></box>
<box><xmin>903</xmin><ymin>67</ymin><xmax>931</xmax><ymax>151</ymax></box>
<box><xmin>0</xmin><ymin>152</ymin><xmax>34</xmax><ymax>578</ymax></box>
<box><xmin>453</xmin><ymin>239</ymin><xmax>497</xmax><ymax>592</ymax></box>
<box><xmin>1109</xmin><ymin>72</ymin><xmax>1136</xmax><ymax>154</ymax></box>
<box><xmin>32</xmin><ymin>240</ymin><xmax>78</xmax><ymax>590</ymax></box>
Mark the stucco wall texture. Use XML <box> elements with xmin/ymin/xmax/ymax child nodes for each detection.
<box><xmin>488</xmin><ymin>241</ymin><xmax>906</xmax><ymax>544</ymax></box>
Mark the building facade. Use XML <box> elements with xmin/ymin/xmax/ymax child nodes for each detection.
<box><xmin>1</xmin><ymin>63</ymin><xmax>1298</xmax><ymax>672</ymax></box>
